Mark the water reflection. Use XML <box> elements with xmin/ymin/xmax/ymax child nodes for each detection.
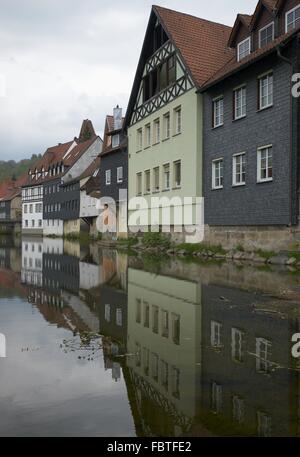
<box><xmin>0</xmin><ymin>235</ymin><xmax>300</xmax><ymax>436</ymax></box>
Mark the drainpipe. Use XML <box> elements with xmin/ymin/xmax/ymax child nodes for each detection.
<box><xmin>276</xmin><ymin>38</ymin><xmax>299</xmax><ymax>227</ymax></box>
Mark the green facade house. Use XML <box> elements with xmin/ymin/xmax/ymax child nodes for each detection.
<box><xmin>125</xmin><ymin>6</ymin><xmax>232</xmax><ymax>242</ymax></box>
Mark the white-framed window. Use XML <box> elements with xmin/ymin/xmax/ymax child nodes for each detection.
<box><xmin>286</xmin><ymin>5</ymin><xmax>300</xmax><ymax>32</ymax></box>
<box><xmin>256</xmin><ymin>337</ymin><xmax>272</xmax><ymax>374</ymax></box>
<box><xmin>257</xmin><ymin>411</ymin><xmax>272</xmax><ymax>437</ymax></box>
<box><xmin>257</xmin><ymin>145</ymin><xmax>273</xmax><ymax>183</ymax></box>
<box><xmin>163</xmin><ymin>112</ymin><xmax>170</xmax><ymax>139</ymax></box>
<box><xmin>233</xmin><ymin>86</ymin><xmax>246</xmax><ymax>119</ymax></box>
<box><xmin>153</xmin><ymin>167</ymin><xmax>160</xmax><ymax>192</ymax></box>
<box><xmin>259</xmin><ymin>22</ymin><xmax>274</xmax><ymax>48</ymax></box>
<box><xmin>24</xmin><ymin>205</ymin><xmax>28</xmax><ymax>214</ymax></box>
<box><xmin>117</xmin><ymin>166</ymin><xmax>123</xmax><ymax>183</ymax></box>
<box><xmin>211</xmin><ymin>382</ymin><xmax>222</xmax><ymax>414</ymax></box>
<box><xmin>137</xmin><ymin>128</ymin><xmax>143</xmax><ymax>151</ymax></box>
<box><xmin>145</xmin><ymin>124</ymin><xmax>151</xmax><ymax>148</ymax></box>
<box><xmin>144</xmin><ymin>170</ymin><xmax>151</xmax><ymax>194</ymax></box>
<box><xmin>231</xmin><ymin>328</ymin><xmax>245</xmax><ymax>363</ymax></box>
<box><xmin>233</xmin><ymin>152</ymin><xmax>246</xmax><ymax>186</ymax></box>
<box><xmin>259</xmin><ymin>72</ymin><xmax>273</xmax><ymax>110</ymax></box>
<box><xmin>212</xmin><ymin>159</ymin><xmax>223</xmax><ymax>189</ymax></box>
<box><xmin>153</xmin><ymin>118</ymin><xmax>160</xmax><ymax>144</ymax></box>
<box><xmin>211</xmin><ymin>321</ymin><xmax>222</xmax><ymax>349</ymax></box>
<box><xmin>136</xmin><ymin>172</ymin><xmax>142</xmax><ymax>196</ymax></box>
<box><xmin>232</xmin><ymin>396</ymin><xmax>245</xmax><ymax>424</ymax></box>
<box><xmin>213</xmin><ymin>97</ymin><xmax>224</xmax><ymax>128</ymax></box>
<box><xmin>105</xmin><ymin>169</ymin><xmax>111</xmax><ymax>185</ymax></box>
<box><xmin>116</xmin><ymin>309</ymin><xmax>122</xmax><ymax>327</ymax></box>
<box><xmin>163</xmin><ymin>163</ymin><xmax>170</xmax><ymax>190</ymax></box>
<box><xmin>173</xmin><ymin>160</ymin><xmax>181</xmax><ymax>188</ymax></box>
<box><xmin>237</xmin><ymin>37</ymin><xmax>251</xmax><ymax>61</ymax></box>
<box><xmin>38</xmin><ymin>220</ymin><xmax>42</xmax><ymax>228</ymax></box>
<box><xmin>112</xmin><ymin>134</ymin><xmax>120</xmax><ymax>148</ymax></box>
<box><xmin>105</xmin><ymin>304</ymin><xmax>111</xmax><ymax>322</ymax></box>
<box><xmin>174</xmin><ymin>106</ymin><xmax>182</xmax><ymax>134</ymax></box>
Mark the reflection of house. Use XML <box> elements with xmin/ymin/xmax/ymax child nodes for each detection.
<box><xmin>126</xmin><ymin>267</ymin><xmax>202</xmax><ymax>436</ymax></box>
<box><xmin>201</xmin><ymin>284</ymin><xmax>299</xmax><ymax>437</ymax></box>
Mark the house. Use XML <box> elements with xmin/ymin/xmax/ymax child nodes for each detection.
<box><xmin>201</xmin><ymin>0</ymin><xmax>300</xmax><ymax>250</ymax></box>
<box><xmin>22</xmin><ymin>120</ymin><xmax>102</xmax><ymax>237</ymax></box>
<box><xmin>99</xmin><ymin>106</ymin><xmax>128</xmax><ymax>239</ymax></box>
<box><xmin>124</xmin><ymin>6</ymin><xmax>232</xmax><ymax>243</ymax></box>
<box><xmin>0</xmin><ymin>174</ymin><xmax>27</xmax><ymax>234</ymax></box>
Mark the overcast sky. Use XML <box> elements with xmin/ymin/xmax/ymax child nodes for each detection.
<box><xmin>0</xmin><ymin>0</ymin><xmax>258</xmax><ymax>161</ymax></box>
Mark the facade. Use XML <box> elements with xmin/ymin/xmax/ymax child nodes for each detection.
<box><xmin>202</xmin><ymin>0</ymin><xmax>300</xmax><ymax>248</ymax></box>
<box><xmin>99</xmin><ymin>106</ymin><xmax>128</xmax><ymax>239</ymax></box>
<box><xmin>125</xmin><ymin>6</ymin><xmax>232</xmax><ymax>242</ymax></box>
<box><xmin>0</xmin><ymin>175</ymin><xmax>26</xmax><ymax>233</ymax></box>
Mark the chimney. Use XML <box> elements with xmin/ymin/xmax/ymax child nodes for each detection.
<box><xmin>113</xmin><ymin>105</ymin><xmax>122</xmax><ymax>130</ymax></box>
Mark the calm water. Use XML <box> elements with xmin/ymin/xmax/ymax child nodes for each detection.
<box><xmin>0</xmin><ymin>235</ymin><xmax>300</xmax><ymax>437</ymax></box>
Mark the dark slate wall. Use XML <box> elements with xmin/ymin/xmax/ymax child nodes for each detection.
<box><xmin>0</xmin><ymin>201</ymin><xmax>11</xmax><ymax>220</ymax></box>
<box><xmin>43</xmin><ymin>179</ymin><xmax>80</xmax><ymax>221</ymax></box>
<box><xmin>203</xmin><ymin>47</ymin><xmax>297</xmax><ymax>226</ymax></box>
<box><xmin>99</xmin><ymin>147</ymin><xmax>128</xmax><ymax>203</ymax></box>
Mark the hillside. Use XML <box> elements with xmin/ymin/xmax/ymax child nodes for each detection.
<box><xmin>0</xmin><ymin>154</ymin><xmax>42</xmax><ymax>182</ymax></box>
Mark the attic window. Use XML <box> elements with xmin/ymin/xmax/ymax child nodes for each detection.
<box><xmin>286</xmin><ymin>5</ymin><xmax>300</xmax><ymax>32</ymax></box>
<box><xmin>259</xmin><ymin>22</ymin><xmax>274</xmax><ymax>48</ymax></box>
<box><xmin>237</xmin><ymin>37</ymin><xmax>251</xmax><ymax>62</ymax></box>
<box><xmin>112</xmin><ymin>134</ymin><xmax>120</xmax><ymax>148</ymax></box>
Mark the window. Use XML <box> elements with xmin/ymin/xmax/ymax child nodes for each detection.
<box><xmin>144</xmin><ymin>170</ymin><xmax>151</xmax><ymax>194</ymax></box>
<box><xmin>161</xmin><ymin>360</ymin><xmax>168</xmax><ymax>391</ymax></box>
<box><xmin>173</xmin><ymin>160</ymin><xmax>181</xmax><ymax>188</ymax></box>
<box><xmin>38</xmin><ymin>220</ymin><xmax>42</xmax><ymax>228</ymax></box>
<box><xmin>135</xmin><ymin>299</ymin><xmax>142</xmax><ymax>324</ymax></box>
<box><xmin>259</xmin><ymin>22</ymin><xmax>274</xmax><ymax>48</ymax></box>
<box><xmin>233</xmin><ymin>86</ymin><xmax>246</xmax><ymax>119</ymax></box>
<box><xmin>163</xmin><ymin>164</ymin><xmax>170</xmax><ymax>190</ymax></box>
<box><xmin>259</xmin><ymin>72</ymin><xmax>273</xmax><ymax>110</ymax></box>
<box><xmin>153</xmin><ymin>167</ymin><xmax>160</xmax><ymax>192</ymax></box>
<box><xmin>163</xmin><ymin>112</ymin><xmax>170</xmax><ymax>139</ymax></box>
<box><xmin>105</xmin><ymin>304</ymin><xmax>111</xmax><ymax>322</ymax></box>
<box><xmin>29</xmin><ymin>204</ymin><xmax>33</xmax><ymax>213</ymax></box>
<box><xmin>159</xmin><ymin>54</ymin><xmax>176</xmax><ymax>91</ymax></box>
<box><xmin>212</xmin><ymin>159</ymin><xmax>223</xmax><ymax>189</ymax></box>
<box><xmin>172</xmin><ymin>313</ymin><xmax>180</xmax><ymax>345</ymax></box>
<box><xmin>32</xmin><ymin>220</ymin><xmax>35</xmax><ymax>228</ymax></box>
<box><xmin>256</xmin><ymin>338</ymin><xmax>272</xmax><ymax>374</ymax></box>
<box><xmin>211</xmin><ymin>321</ymin><xmax>222</xmax><ymax>349</ymax></box>
<box><xmin>174</xmin><ymin>106</ymin><xmax>182</xmax><ymax>134</ymax></box>
<box><xmin>232</xmin><ymin>396</ymin><xmax>245</xmax><ymax>424</ymax></box>
<box><xmin>112</xmin><ymin>134</ymin><xmax>120</xmax><ymax>148</ymax></box>
<box><xmin>136</xmin><ymin>173</ymin><xmax>142</xmax><ymax>196</ymax></box>
<box><xmin>233</xmin><ymin>153</ymin><xmax>246</xmax><ymax>186</ymax></box>
<box><xmin>25</xmin><ymin>220</ymin><xmax>28</xmax><ymax>227</ymax></box>
<box><xmin>161</xmin><ymin>310</ymin><xmax>169</xmax><ymax>338</ymax></box>
<box><xmin>211</xmin><ymin>382</ymin><xmax>222</xmax><ymax>414</ymax></box>
<box><xmin>213</xmin><ymin>97</ymin><xmax>224</xmax><ymax>128</ymax></box>
<box><xmin>145</xmin><ymin>124</ymin><xmax>151</xmax><ymax>148</ymax></box>
<box><xmin>137</xmin><ymin>128</ymin><xmax>143</xmax><ymax>151</ymax></box>
<box><xmin>153</xmin><ymin>119</ymin><xmax>160</xmax><ymax>144</ymax></box>
<box><xmin>231</xmin><ymin>328</ymin><xmax>245</xmax><ymax>363</ymax></box>
<box><xmin>24</xmin><ymin>205</ymin><xmax>28</xmax><ymax>214</ymax></box>
<box><xmin>143</xmin><ymin>302</ymin><xmax>150</xmax><ymax>328</ymax></box>
<box><xmin>171</xmin><ymin>367</ymin><xmax>180</xmax><ymax>399</ymax></box>
<box><xmin>151</xmin><ymin>353</ymin><xmax>159</xmax><ymax>381</ymax></box>
<box><xmin>152</xmin><ymin>306</ymin><xmax>159</xmax><ymax>334</ymax></box>
<box><xmin>257</xmin><ymin>411</ymin><xmax>272</xmax><ymax>437</ymax></box>
<box><xmin>116</xmin><ymin>309</ymin><xmax>122</xmax><ymax>327</ymax></box>
<box><xmin>117</xmin><ymin>167</ymin><xmax>123</xmax><ymax>183</ymax></box>
<box><xmin>237</xmin><ymin>37</ymin><xmax>251</xmax><ymax>61</ymax></box>
<box><xmin>286</xmin><ymin>5</ymin><xmax>300</xmax><ymax>32</ymax></box>
<box><xmin>105</xmin><ymin>169</ymin><xmax>111</xmax><ymax>185</ymax></box>
<box><xmin>257</xmin><ymin>145</ymin><xmax>273</xmax><ymax>182</ymax></box>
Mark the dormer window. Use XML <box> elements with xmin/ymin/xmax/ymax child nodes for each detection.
<box><xmin>286</xmin><ymin>5</ymin><xmax>300</xmax><ymax>32</ymax></box>
<box><xmin>237</xmin><ymin>37</ymin><xmax>251</xmax><ymax>62</ymax></box>
<box><xmin>112</xmin><ymin>134</ymin><xmax>120</xmax><ymax>148</ymax></box>
<box><xmin>259</xmin><ymin>22</ymin><xmax>274</xmax><ymax>48</ymax></box>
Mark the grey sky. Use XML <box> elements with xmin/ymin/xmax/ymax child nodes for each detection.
<box><xmin>0</xmin><ymin>0</ymin><xmax>257</xmax><ymax>160</ymax></box>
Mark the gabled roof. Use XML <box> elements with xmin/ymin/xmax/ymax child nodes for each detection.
<box><xmin>0</xmin><ymin>174</ymin><xmax>27</xmax><ymax>202</ymax></box>
<box><xmin>250</xmin><ymin>0</ymin><xmax>277</xmax><ymax>29</ymax></box>
<box><xmin>63</xmin><ymin>136</ymin><xmax>98</xmax><ymax>167</ymax></box>
<box><xmin>102</xmin><ymin>115</ymin><xmax>126</xmax><ymax>156</ymax></box>
<box><xmin>125</xmin><ymin>5</ymin><xmax>232</xmax><ymax>127</ymax></box>
<box><xmin>79</xmin><ymin>155</ymin><xmax>101</xmax><ymax>181</ymax></box>
<box><xmin>228</xmin><ymin>13</ymin><xmax>252</xmax><ymax>47</ymax></box>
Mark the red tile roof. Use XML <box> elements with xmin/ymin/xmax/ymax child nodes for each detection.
<box><xmin>0</xmin><ymin>174</ymin><xmax>28</xmax><ymax>202</ymax></box>
<box><xmin>202</xmin><ymin>27</ymin><xmax>298</xmax><ymax>90</ymax></box>
<box><xmin>102</xmin><ymin>115</ymin><xmax>126</xmax><ymax>155</ymax></box>
<box><xmin>153</xmin><ymin>5</ymin><xmax>233</xmax><ymax>87</ymax></box>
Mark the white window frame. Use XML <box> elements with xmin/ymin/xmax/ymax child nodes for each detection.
<box><xmin>153</xmin><ymin>166</ymin><xmax>160</xmax><ymax>192</ymax></box>
<box><xmin>173</xmin><ymin>160</ymin><xmax>181</xmax><ymax>188</ymax></box>
<box><xmin>257</xmin><ymin>145</ymin><xmax>273</xmax><ymax>183</ymax></box>
<box><xmin>153</xmin><ymin>119</ymin><xmax>160</xmax><ymax>144</ymax></box>
<box><xmin>259</xmin><ymin>72</ymin><xmax>273</xmax><ymax>110</ymax></box>
<box><xmin>163</xmin><ymin>112</ymin><xmax>170</xmax><ymax>140</ymax></box>
<box><xmin>232</xmin><ymin>152</ymin><xmax>246</xmax><ymax>186</ymax></box>
<box><xmin>117</xmin><ymin>166</ymin><xmax>123</xmax><ymax>183</ymax></box>
<box><xmin>213</xmin><ymin>97</ymin><xmax>224</xmax><ymax>128</ymax></box>
<box><xmin>145</xmin><ymin>124</ymin><xmax>151</xmax><ymax>148</ymax></box>
<box><xmin>136</xmin><ymin>172</ymin><xmax>142</xmax><ymax>196</ymax></box>
<box><xmin>212</xmin><ymin>158</ymin><xmax>223</xmax><ymax>190</ymax></box>
<box><xmin>259</xmin><ymin>22</ymin><xmax>274</xmax><ymax>48</ymax></box>
<box><xmin>174</xmin><ymin>106</ymin><xmax>182</xmax><ymax>135</ymax></box>
<box><xmin>137</xmin><ymin>128</ymin><xmax>143</xmax><ymax>151</ymax></box>
<box><xmin>112</xmin><ymin>134</ymin><xmax>120</xmax><ymax>148</ymax></box>
<box><xmin>144</xmin><ymin>169</ymin><xmax>151</xmax><ymax>194</ymax></box>
<box><xmin>163</xmin><ymin>163</ymin><xmax>170</xmax><ymax>191</ymax></box>
<box><xmin>237</xmin><ymin>37</ymin><xmax>251</xmax><ymax>62</ymax></box>
<box><xmin>233</xmin><ymin>85</ymin><xmax>246</xmax><ymax>120</ymax></box>
<box><xmin>105</xmin><ymin>169</ymin><xmax>111</xmax><ymax>185</ymax></box>
<box><xmin>286</xmin><ymin>5</ymin><xmax>300</xmax><ymax>33</ymax></box>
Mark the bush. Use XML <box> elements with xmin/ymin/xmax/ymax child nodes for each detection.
<box><xmin>142</xmin><ymin>232</ymin><xmax>171</xmax><ymax>249</ymax></box>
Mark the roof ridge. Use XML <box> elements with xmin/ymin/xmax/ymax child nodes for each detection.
<box><xmin>153</xmin><ymin>4</ymin><xmax>232</xmax><ymax>29</ymax></box>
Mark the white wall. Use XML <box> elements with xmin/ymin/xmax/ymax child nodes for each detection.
<box><xmin>43</xmin><ymin>219</ymin><xmax>64</xmax><ymax>237</ymax></box>
<box><xmin>80</xmin><ymin>189</ymin><xmax>100</xmax><ymax>218</ymax></box>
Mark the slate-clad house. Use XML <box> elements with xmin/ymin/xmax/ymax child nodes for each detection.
<box><xmin>100</xmin><ymin>106</ymin><xmax>128</xmax><ymax>239</ymax></box>
<box><xmin>202</xmin><ymin>0</ymin><xmax>300</xmax><ymax>247</ymax></box>
<box><xmin>125</xmin><ymin>6</ymin><xmax>232</xmax><ymax>242</ymax></box>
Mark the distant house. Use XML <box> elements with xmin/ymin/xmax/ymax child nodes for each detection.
<box><xmin>22</xmin><ymin>120</ymin><xmax>103</xmax><ymax>236</ymax></box>
<box><xmin>0</xmin><ymin>174</ymin><xmax>27</xmax><ymax>233</ymax></box>
<box><xmin>99</xmin><ymin>106</ymin><xmax>128</xmax><ymax>239</ymax></box>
